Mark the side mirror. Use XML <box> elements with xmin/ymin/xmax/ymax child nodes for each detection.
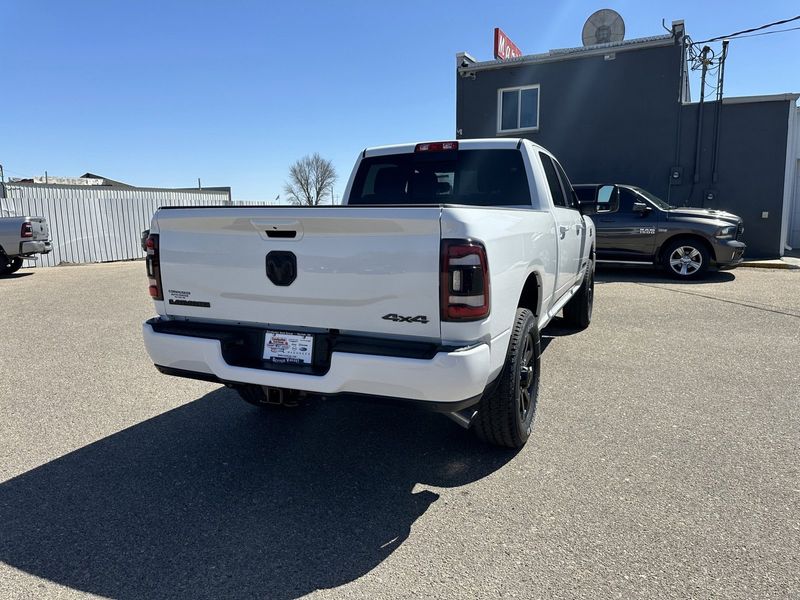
<box><xmin>632</xmin><ymin>202</ymin><xmax>651</xmax><ymax>215</ymax></box>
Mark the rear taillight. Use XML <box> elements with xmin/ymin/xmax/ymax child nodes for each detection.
<box><xmin>145</xmin><ymin>233</ymin><xmax>163</xmax><ymax>300</ymax></box>
<box><xmin>441</xmin><ymin>239</ymin><xmax>490</xmax><ymax>321</ymax></box>
<box><xmin>20</xmin><ymin>222</ymin><xmax>33</xmax><ymax>238</ymax></box>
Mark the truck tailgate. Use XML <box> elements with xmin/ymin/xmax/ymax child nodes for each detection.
<box><xmin>29</xmin><ymin>217</ymin><xmax>49</xmax><ymax>240</ymax></box>
<box><xmin>155</xmin><ymin>207</ymin><xmax>443</xmax><ymax>340</ymax></box>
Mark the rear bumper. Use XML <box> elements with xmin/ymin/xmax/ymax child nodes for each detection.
<box><xmin>713</xmin><ymin>240</ymin><xmax>746</xmax><ymax>269</ymax></box>
<box><xmin>20</xmin><ymin>240</ymin><xmax>52</xmax><ymax>255</ymax></box>
<box><xmin>142</xmin><ymin>322</ymin><xmax>491</xmax><ymax>408</ymax></box>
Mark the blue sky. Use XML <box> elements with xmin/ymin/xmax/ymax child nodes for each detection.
<box><xmin>2</xmin><ymin>1</ymin><xmax>798</xmax><ymax>200</ymax></box>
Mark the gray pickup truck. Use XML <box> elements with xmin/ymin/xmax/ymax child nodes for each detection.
<box><xmin>0</xmin><ymin>216</ymin><xmax>52</xmax><ymax>275</ymax></box>
<box><xmin>574</xmin><ymin>184</ymin><xmax>745</xmax><ymax>279</ymax></box>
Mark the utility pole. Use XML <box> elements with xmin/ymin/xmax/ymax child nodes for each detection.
<box><xmin>693</xmin><ymin>46</ymin><xmax>711</xmax><ymax>185</ymax></box>
<box><xmin>711</xmin><ymin>39</ymin><xmax>729</xmax><ymax>183</ymax></box>
<box><xmin>197</xmin><ymin>178</ymin><xmax>201</xmax><ymax>189</ymax></box>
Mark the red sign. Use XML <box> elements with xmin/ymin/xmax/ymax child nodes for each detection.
<box><xmin>494</xmin><ymin>27</ymin><xmax>522</xmax><ymax>60</ymax></box>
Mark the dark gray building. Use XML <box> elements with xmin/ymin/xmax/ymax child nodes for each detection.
<box><xmin>456</xmin><ymin>21</ymin><xmax>800</xmax><ymax>258</ymax></box>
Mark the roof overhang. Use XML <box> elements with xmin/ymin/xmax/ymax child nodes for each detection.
<box><xmin>457</xmin><ymin>33</ymin><xmax>676</xmax><ymax>74</ymax></box>
<box><xmin>720</xmin><ymin>93</ymin><xmax>800</xmax><ymax>105</ymax></box>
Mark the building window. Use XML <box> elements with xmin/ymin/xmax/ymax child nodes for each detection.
<box><xmin>497</xmin><ymin>85</ymin><xmax>540</xmax><ymax>133</ymax></box>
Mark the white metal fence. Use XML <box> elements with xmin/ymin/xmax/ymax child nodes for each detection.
<box><xmin>1</xmin><ymin>184</ymin><xmax>230</xmax><ymax>267</ymax></box>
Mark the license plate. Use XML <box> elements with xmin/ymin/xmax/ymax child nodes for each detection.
<box><xmin>263</xmin><ymin>331</ymin><xmax>314</xmax><ymax>365</ymax></box>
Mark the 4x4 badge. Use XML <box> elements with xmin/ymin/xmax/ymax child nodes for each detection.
<box><xmin>382</xmin><ymin>313</ymin><xmax>429</xmax><ymax>324</ymax></box>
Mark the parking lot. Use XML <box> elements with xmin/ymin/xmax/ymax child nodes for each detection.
<box><xmin>1</xmin><ymin>261</ymin><xmax>798</xmax><ymax>599</ymax></box>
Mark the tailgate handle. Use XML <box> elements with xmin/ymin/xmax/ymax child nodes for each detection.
<box><xmin>266</xmin><ymin>230</ymin><xmax>296</xmax><ymax>239</ymax></box>
<box><xmin>251</xmin><ymin>219</ymin><xmax>303</xmax><ymax>241</ymax></box>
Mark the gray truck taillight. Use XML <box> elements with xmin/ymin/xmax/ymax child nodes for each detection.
<box><xmin>145</xmin><ymin>234</ymin><xmax>163</xmax><ymax>300</ymax></box>
<box><xmin>440</xmin><ymin>239</ymin><xmax>490</xmax><ymax>321</ymax></box>
<box><xmin>20</xmin><ymin>222</ymin><xmax>33</xmax><ymax>238</ymax></box>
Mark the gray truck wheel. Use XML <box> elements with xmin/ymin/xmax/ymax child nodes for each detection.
<box><xmin>663</xmin><ymin>238</ymin><xmax>710</xmax><ymax>279</ymax></box>
<box><xmin>235</xmin><ymin>384</ymin><xmax>303</xmax><ymax>408</ymax></box>
<box><xmin>562</xmin><ymin>253</ymin><xmax>594</xmax><ymax>330</ymax></box>
<box><xmin>472</xmin><ymin>308</ymin><xmax>539</xmax><ymax>448</ymax></box>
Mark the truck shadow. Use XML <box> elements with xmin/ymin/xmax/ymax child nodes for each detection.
<box><xmin>539</xmin><ymin>317</ymin><xmax>582</xmax><ymax>353</ymax></box>
<box><xmin>595</xmin><ymin>265</ymin><xmax>735</xmax><ymax>284</ymax></box>
<box><xmin>0</xmin><ymin>388</ymin><xmax>516</xmax><ymax>599</ymax></box>
<box><xmin>0</xmin><ymin>271</ymin><xmax>34</xmax><ymax>280</ymax></box>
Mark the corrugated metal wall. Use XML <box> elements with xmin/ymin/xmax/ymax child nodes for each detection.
<box><xmin>1</xmin><ymin>184</ymin><xmax>229</xmax><ymax>267</ymax></box>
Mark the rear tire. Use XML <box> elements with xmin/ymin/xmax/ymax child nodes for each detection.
<box><xmin>0</xmin><ymin>255</ymin><xmax>23</xmax><ymax>276</ymax></box>
<box><xmin>472</xmin><ymin>308</ymin><xmax>540</xmax><ymax>449</ymax></box>
<box><xmin>235</xmin><ymin>384</ymin><xmax>303</xmax><ymax>409</ymax></box>
<box><xmin>562</xmin><ymin>252</ymin><xmax>594</xmax><ymax>330</ymax></box>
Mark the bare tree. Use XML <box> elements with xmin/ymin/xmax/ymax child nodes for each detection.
<box><xmin>283</xmin><ymin>153</ymin><xmax>338</xmax><ymax>206</ymax></box>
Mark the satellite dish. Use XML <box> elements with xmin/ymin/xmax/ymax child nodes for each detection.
<box><xmin>582</xmin><ymin>9</ymin><xmax>625</xmax><ymax>46</ymax></box>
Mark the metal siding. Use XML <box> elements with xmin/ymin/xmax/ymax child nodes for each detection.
<box><xmin>0</xmin><ymin>185</ymin><xmax>229</xmax><ymax>267</ymax></box>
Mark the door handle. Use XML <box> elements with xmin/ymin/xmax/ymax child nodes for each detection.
<box><xmin>559</xmin><ymin>225</ymin><xmax>569</xmax><ymax>239</ymax></box>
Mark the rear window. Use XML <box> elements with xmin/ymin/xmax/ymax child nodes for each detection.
<box><xmin>347</xmin><ymin>149</ymin><xmax>532</xmax><ymax>207</ymax></box>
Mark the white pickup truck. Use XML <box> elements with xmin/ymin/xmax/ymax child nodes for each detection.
<box><xmin>143</xmin><ymin>139</ymin><xmax>595</xmax><ymax>447</ymax></box>
<box><xmin>0</xmin><ymin>216</ymin><xmax>52</xmax><ymax>275</ymax></box>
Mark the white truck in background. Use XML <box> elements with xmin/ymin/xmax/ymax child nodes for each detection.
<box><xmin>0</xmin><ymin>216</ymin><xmax>52</xmax><ymax>275</ymax></box>
<box><xmin>143</xmin><ymin>139</ymin><xmax>595</xmax><ymax>448</ymax></box>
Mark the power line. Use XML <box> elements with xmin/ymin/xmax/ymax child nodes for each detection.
<box><xmin>694</xmin><ymin>14</ymin><xmax>800</xmax><ymax>44</ymax></box>
<box><xmin>726</xmin><ymin>25</ymin><xmax>800</xmax><ymax>39</ymax></box>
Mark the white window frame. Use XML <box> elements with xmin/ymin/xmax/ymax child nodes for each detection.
<box><xmin>496</xmin><ymin>84</ymin><xmax>540</xmax><ymax>134</ymax></box>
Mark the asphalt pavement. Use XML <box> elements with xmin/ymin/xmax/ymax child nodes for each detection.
<box><xmin>1</xmin><ymin>262</ymin><xmax>798</xmax><ymax>599</ymax></box>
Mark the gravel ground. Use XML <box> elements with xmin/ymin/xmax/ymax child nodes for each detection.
<box><xmin>1</xmin><ymin>262</ymin><xmax>798</xmax><ymax>599</ymax></box>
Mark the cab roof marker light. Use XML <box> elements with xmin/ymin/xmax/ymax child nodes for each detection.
<box><xmin>416</xmin><ymin>141</ymin><xmax>459</xmax><ymax>152</ymax></box>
